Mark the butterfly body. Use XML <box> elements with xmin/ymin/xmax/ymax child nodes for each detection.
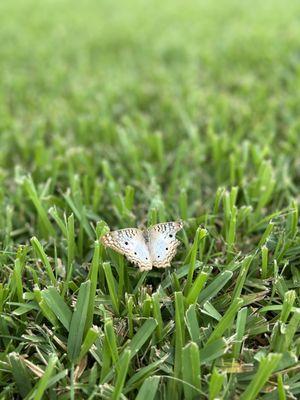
<box><xmin>101</xmin><ymin>221</ymin><xmax>183</xmax><ymax>271</ymax></box>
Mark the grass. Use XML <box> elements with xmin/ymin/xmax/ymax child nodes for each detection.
<box><xmin>0</xmin><ymin>0</ymin><xmax>300</xmax><ymax>398</ymax></box>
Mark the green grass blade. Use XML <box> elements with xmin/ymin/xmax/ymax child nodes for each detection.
<box><xmin>78</xmin><ymin>327</ymin><xmax>99</xmax><ymax>361</ymax></box>
<box><xmin>185</xmin><ymin>304</ymin><xmax>200</xmax><ymax>342</ymax></box>
<box><xmin>240</xmin><ymin>353</ymin><xmax>282</xmax><ymax>400</ymax></box>
<box><xmin>182</xmin><ymin>342</ymin><xmax>201</xmax><ymax>399</ymax></box>
<box><xmin>207</xmin><ymin>298</ymin><xmax>243</xmax><ymax>344</ymax></box>
<box><xmin>8</xmin><ymin>353</ymin><xmax>32</xmax><ymax>397</ymax></box>
<box><xmin>233</xmin><ymin>307</ymin><xmax>248</xmax><ymax>359</ymax></box>
<box><xmin>136</xmin><ymin>376</ymin><xmax>160</xmax><ymax>400</ymax></box>
<box><xmin>103</xmin><ymin>262</ymin><xmax>119</xmax><ymax>315</ymax></box>
<box><xmin>198</xmin><ymin>271</ymin><xmax>233</xmax><ymax>304</ymax></box>
<box><xmin>209</xmin><ymin>367</ymin><xmax>224</xmax><ymax>400</ymax></box>
<box><xmin>23</xmin><ymin>176</ymin><xmax>55</xmax><ymax>238</ymax></box>
<box><xmin>186</xmin><ymin>271</ymin><xmax>209</xmax><ymax>305</ymax></box>
<box><xmin>112</xmin><ymin>349</ymin><xmax>131</xmax><ymax>400</ymax></box>
<box><xmin>41</xmin><ymin>287</ymin><xmax>72</xmax><ymax>330</ymax></box>
<box><xmin>104</xmin><ymin>318</ymin><xmax>119</xmax><ymax>366</ymax></box>
<box><xmin>30</xmin><ymin>353</ymin><xmax>58</xmax><ymax>400</ymax></box>
<box><xmin>84</xmin><ymin>241</ymin><xmax>100</xmax><ymax>334</ymax></box>
<box><xmin>67</xmin><ymin>280</ymin><xmax>91</xmax><ymax>362</ymax></box>
<box><xmin>171</xmin><ymin>291</ymin><xmax>185</xmax><ymax>398</ymax></box>
<box><xmin>31</xmin><ymin>237</ymin><xmax>56</xmax><ymax>285</ymax></box>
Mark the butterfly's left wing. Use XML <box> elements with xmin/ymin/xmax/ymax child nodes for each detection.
<box><xmin>101</xmin><ymin>228</ymin><xmax>152</xmax><ymax>271</ymax></box>
<box><xmin>148</xmin><ymin>221</ymin><xmax>183</xmax><ymax>268</ymax></box>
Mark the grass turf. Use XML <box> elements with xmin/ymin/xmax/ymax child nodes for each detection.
<box><xmin>0</xmin><ymin>0</ymin><xmax>300</xmax><ymax>398</ymax></box>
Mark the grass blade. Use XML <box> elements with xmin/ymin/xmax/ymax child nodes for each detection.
<box><xmin>30</xmin><ymin>353</ymin><xmax>58</xmax><ymax>400</ymax></box>
<box><xmin>8</xmin><ymin>353</ymin><xmax>32</xmax><ymax>397</ymax></box>
<box><xmin>136</xmin><ymin>376</ymin><xmax>160</xmax><ymax>400</ymax></box>
<box><xmin>31</xmin><ymin>237</ymin><xmax>56</xmax><ymax>285</ymax></box>
<box><xmin>67</xmin><ymin>280</ymin><xmax>91</xmax><ymax>363</ymax></box>
<box><xmin>240</xmin><ymin>353</ymin><xmax>282</xmax><ymax>400</ymax></box>
<box><xmin>182</xmin><ymin>342</ymin><xmax>201</xmax><ymax>399</ymax></box>
<box><xmin>84</xmin><ymin>241</ymin><xmax>100</xmax><ymax>334</ymax></box>
<box><xmin>41</xmin><ymin>287</ymin><xmax>72</xmax><ymax>330</ymax></box>
<box><xmin>198</xmin><ymin>271</ymin><xmax>233</xmax><ymax>304</ymax></box>
<box><xmin>112</xmin><ymin>349</ymin><xmax>131</xmax><ymax>400</ymax></box>
<box><xmin>103</xmin><ymin>262</ymin><xmax>119</xmax><ymax>315</ymax></box>
<box><xmin>207</xmin><ymin>298</ymin><xmax>243</xmax><ymax>344</ymax></box>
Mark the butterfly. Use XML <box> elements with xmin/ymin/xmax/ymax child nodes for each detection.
<box><xmin>101</xmin><ymin>221</ymin><xmax>183</xmax><ymax>271</ymax></box>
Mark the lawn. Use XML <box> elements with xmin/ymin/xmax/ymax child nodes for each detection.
<box><xmin>0</xmin><ymin>0</ymin><xmax>300</xmax><ymax>398</ymax></box>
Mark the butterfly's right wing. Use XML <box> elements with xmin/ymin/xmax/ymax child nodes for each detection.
<box><xmin>148</xmin><ymin>221</ymin><xmax>183</xmax><ymax>268</ymax></box>
<box><xmin>101</xmin><ymin>228</ymin><xmax>152</xmax><ymax>271</ymax></box>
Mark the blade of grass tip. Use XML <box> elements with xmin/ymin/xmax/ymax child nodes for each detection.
<box><xmin>78</xmin><ymin>327</ymin><xmax>99</xmax><ymax>361</ymax></box>
<box><xmin>213</xmin><ymin>187</ymin><xmax>225</xmax><ymax>217</ymax></box>
<box><xmin>41</xmin><ymin>287</ymin><xmax>72</xmax><ymax>330</ymax></box>
<box><xmin>261</xmin><ymin>245</ymin><xmax>268</xmax><ymax>279</ymax></box>
<box><xmin>103</xmin><ymin>262</ymin><xmax>119</xmax><ymax>315</ymax></box>
<box><xmin>30</xmin><ymin>353</ymin><xmax>58</xmax><ymax>400</ymax></box>
<box><xmin>112</xmin><ymin>349</ymin><xmax>131</xmax><ymax>400</ymax></box>
<box><xmin>8</xmin><ymin>353</ymin><xmax>32</xmax><ymax>398</ymax></box>
<box><xmin>104</xmin><ymin>318</ymin><xmax>119</xmax><ymax>367</ymax></box>
<box><xmin>186</xmin><ymin>271</ymin><xmax>209</xmax><ymax>306</ymax></box>
<box><xmin>280</xmin><ymin>290</ymin><xmax>296</xmax><ymax>323</ymax></box>
<box><xmin>185</xmin><ymin>304</ymin><xmax>200</xmax><ymax>342</ymax></box>
<box><xmin>257</xmin><ymin>221</ymin><xmax>274</xmax><ymax>248</ymax></box>
<box><xmin>152</xmin><ymin>292</ymin><xmax>164</xmax><ymax>341</ymax></box>
<box><xmin>63</xmin><ymin>191</ymin><xmax>94</xmax><ymax>239</ymax></box>
<box><xmin>198</xmin><ymin>270</ymin><xmax>233</xmax><ymax>305</ymax></box>
<box><xmin>68</xmin><ymin>280</ymin><xmax>91</xmax><ymax>363</ymax></box>
<box><xmin>223</xmin><ymin>190</ymin><xmax>231</xmax><ymax>231</ymax></box>
<box><xmin>227</xmin><ymin>205</ymin><xmax>237</xmax><ymax>262</ymax></box>
<box><xmin>84</xmin><ymin>241</ymin><xmax>100</xmax><ymax>334</ymax></box>
<box><xmin>135</xmin><ymin>376</ymin><xmax>160</xmax><ymax>400</ymax></box>
<box><xmin>23</xmin><ymin>176</ymin><xmax>55</xmax><ymax>238</ymax></box>
<box><xmin>207</xmin><ymin>297</ymin><xmax>243</xmax><ymax>344</ymax></box>
<box><xmin>171</xmin><ymin>292</ymin><xmax>185</xmax><ymax>398</ymax></box>
<box><xmin>182</xmin><ymin>342</ymin><xmax>201</xmax><ymax>400</ymax></box>
<box><xmin>184</xmin><ymin>228</ymin><xmax>207</xmax><ymax>295</ymax></box>
<box><xmin>48</xmin><ymin>206</ymin><xmax>68</xmax><ymax>237</ymax></box>
<box><xmin>31</xmin><ymin>237</ymin><xmax>56</xmax><ymax>285</ymax></box>
<box><xmin>142</xmin><ymin>294</ymin><xmax>152</xmax><ymax>318</ymax></box>
<box><xmin>13</xmin><ymin>258</ymin><xmax>23</xmax><ymax>303</ymax></box>
<box><xmin>209</xmin><ymin>368</ymin><xmax>224</xmax><ymax>400</ymax></box>
<box><xmin>229</xmin><ymin>186</ymin><xmax>238</xmax><ymax>210</ymax></box>
<box><xmin>233</xmin><ymin>307</ymin><xmax>248</xmax><ymax>359</ymax></box>
<box><xmin>202</xmin><ymin>301</ymin><xmax>221</xmax><ymax>321</ymax></box>
<box><xmin>67</xmin><ymin>213</ymin><xmax>76</xmax><ymax>274</ymax></box>
<box><xmin>240</xmin><ymin>353</ymin><xmax>282</xmax><ymax>400</ymax></box>
<box><xmin>232</xmin><ymin>255</ymin><xmax>253</xmax><ymax>299</ymax></box>
<box><xmin>126</xmin><ymin>294</ymin><xmax>134</xmax><ymax>338</ymax></box>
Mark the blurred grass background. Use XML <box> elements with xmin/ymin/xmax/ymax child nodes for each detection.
<box><xmin>0</xmin><ymin>0</ymin><xmax>300</xmax><ymax>399</ymax></box>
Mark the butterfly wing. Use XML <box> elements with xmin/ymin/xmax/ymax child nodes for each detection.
<box><xmin>148</xmin><ymin>221</ymin><xmax>183</xmax><ymax>268</ymax></box>
<box><xmin>101</xmin><ymin>228</ymin><xmax>152</xmax><ymax>271</ymax></box>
